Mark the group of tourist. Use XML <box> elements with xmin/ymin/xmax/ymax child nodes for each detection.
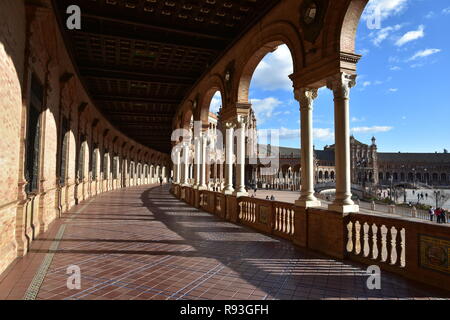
<box><xmin>429</xmin><ymin>207</ymin><xmax>447</xmax><ymax>223</ymax></box>
<box><xmin>250</xmin><ymin>187</ymin><xmax>276</xmax><ymax>201</ymax></box>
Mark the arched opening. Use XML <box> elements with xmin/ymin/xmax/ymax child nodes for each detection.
<box><xmin>243</xmin><ymin>43</ymin><xmax>296</xmax><ymax>193</ymax></box>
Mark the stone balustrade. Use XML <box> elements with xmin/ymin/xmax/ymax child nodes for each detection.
<box><xmin>172</xmin><ymin>184</ymin><xmax>450</xmax><ymax>293</ymax></box>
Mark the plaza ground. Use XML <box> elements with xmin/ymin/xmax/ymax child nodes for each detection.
<box><xmin>0</xmin><ymin>185</ymin><xmax>448</xmax><ymax>300</ymax></box>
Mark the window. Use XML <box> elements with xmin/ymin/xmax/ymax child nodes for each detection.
<box><xmin>92</xmin><ymin>149</ymin><xmax>99</xmax><ymax>180</ymax></box>
<box><xmin>112</xmin><ymin>156</ymin><xmax>119</xmax><ymax>179</ymax></box>
<box><xmin>78</xmin><ymin>139</ymin><xmax>86</xmax><ymax>180</ymax></box>
<box><xmin>25</xmin><ymin>74</ymin><xmax>43</xmax><ymax>193</ymax></box>
<box><xmin>59</xmin><ymin>117</ymin><xmax>70</xmax><ymax>186</ymax></box>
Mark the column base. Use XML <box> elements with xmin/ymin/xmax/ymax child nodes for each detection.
<box><xmin>295</xmin><ymin>199</ymin><xmax>322</xmax><ymax>208</ymax></box>
<box><xmin>328</xmin><ymin>203</ymin><xmax>359</xmax><ymax>214</ymax></box>
<box><xmin>181</xmin><ymin>183</ymin><xmax>191</xmax><ymax>187</ymax></box>
<box><xmin>197</xmin><ymin>185</ymin><xmax>208</xmax><ymax>191</ymax></box>
<box><xmin>233</xmin><ymin>191</ymin><xmax>248</xmax><ymax>198</ymax></box>
<box><xmin>223</xmin><ymin>188</ymin><xmax>234</xmax><ymax>195</ymax></box>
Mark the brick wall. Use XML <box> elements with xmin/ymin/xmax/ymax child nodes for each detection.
<box><xmin>0</xmin><ymin>0</ymin><xmax>170</xmax><ymax>276</ymax></box>
<box><xmin>0</xmin><ymin>0</ymin><xmax>26</xmax><ymax>275</ymax></box>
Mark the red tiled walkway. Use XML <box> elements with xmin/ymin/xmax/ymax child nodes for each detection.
<box><xmin>0</xmin><ymin>185</ymin><xmax>448</xmax><ymax>300</ymax></box>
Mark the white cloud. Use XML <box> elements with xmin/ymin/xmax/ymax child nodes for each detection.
<box><xmin>390</xmin><ymin>66</ymin><xmax>401</xmax><ymax>71</ymax></box>
<box><xmin>257</xmin><ymin>127</ymin><xmax>334</xmax><ymax>141</ymax></box>
<box><xmin>363</xmin><ymin>0</ymin><xmax>409</xmax><ymax>22</ymax></box>
<box><xmin>408</xmin><ymin>48</ymin><xmax>441</xmax><ymax>61</ymax></box>
<box><xmin>425</xmin><ymin>11</ymin><xmax>435</xmax><ymax>19</ymax></box>
<box><xmin>251</xmin><ymin>97</ymin><xmax>282</xmax><ymax>124</ymax></box>
<box><xmin>351</xmin><ymin>126</ymin><xmax>393</xmax><ymax>134</ymax></box>
<box><xmin>251</xmin><ymin>45</ymin><xmax>293</xmax><ymax>91</ymax></box>
<box><xmin>352</xmin><ymin>117</ymin><xmax>366</xmax><ymax>123</ymax></box>
<box><xmin>395</xmin><ymin>25</ymin><xmax>425</xmax><ymax>46</ymax></box>
<box><xmin>313</xmin><ymin>128</ymin><xmax>334</xmax><ymax>141</ymax></box>
<box><xmin>358</xmin><ymin>48</ymin><xmax>370</xmax><ymax>55</ymax></box>
<box><xmin>209</xmin><ymin>91</ymin><xmax>222</xmax><ymax>113</ymax></box>
<box><xmin>370</xmin><ymin>24</ymin><xmax>402</xmax><ymax>46</ymax></box>
<box><xmin>362</xmin><ymin>81</ymin><xmax>371</xmax><ymax>87</ymax></box>
<box><xmin>388</xmin><ymin>88</ymin><xmax>399</xmax><ymax>92</ymax></box>
<box><xmin>443</xmin><ymin>7</ymin><xmax>450</xmax><ymax>15</ymax></box>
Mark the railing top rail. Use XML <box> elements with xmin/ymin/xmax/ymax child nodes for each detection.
<box><xmin>348</xmin><ymin>211</ymin><xmax>450</xmax><ymax>230</ymax></box>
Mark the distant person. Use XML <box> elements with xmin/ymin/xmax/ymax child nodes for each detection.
<box><xmin>425</xmin><ymin>193</ymin><xmax>428</xmax><ymax>199</ymax></box>
<box><xmin>254</xmin><ymin>186</ymin><xmax>258</xmax><ymax>196</ymax></box>
<box><xmin>429</xmin><ymin>207</ymin><xmax>435</xmax><ymax>222</ymax></box>
<box><xmin>159</xmin><ymin>176</ymin><xmax>163</xmax><ymax>186</ymax></box>
<box><xmin>270</xmin><ymin>195</ymin><xmax>275</xmax><ymax>201</ymax></box>
<box><xmin>436</xmin><ymin>208</ymin><xmax>442</xmax><ymax>223</ymax></box>
<box><xmin>442</xmin><ymin>209</ymin><xmax>447</xmax><ymax>224</ymax></box>
<box><xmin>266</xmin><ymin>196</ymin><xmax>270</xmax><ymax>200</ymax></box>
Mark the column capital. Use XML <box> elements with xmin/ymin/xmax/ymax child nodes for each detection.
<box><xmin>236</xmin><ymin>115</ymin><xmax>248</xmax><ymax>128</ymax></box>
<box><xmin>294</xmin><ymin>88</ymin><xmax>319</xmax><ymax>110</ymax></box>
<box><xmin>224</xmin><ymin>122</ymin><xmax>236</xmax><ymax>129</ymax></box>
<box><xmin>327</xmin><ymin>72</ymin><xmax>357</xmax><ymax>99</ymax></box>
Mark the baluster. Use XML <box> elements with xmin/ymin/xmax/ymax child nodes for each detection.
<box><xmin>372</xmin><ymin>224</ymin><xmax>379</xmax><ymax>260</ymax></box>
<box><xmin>380</xmin><ymin>225</ymin><xmax>388</xmax><ymax>262</ymax></box>
<box><xmin>346</xmin><ymin>221</ymin><xmax>354</xmax><ymax>253</ymax></box>
<box><xmin>400</xmin><ymin>228</ymin><xmax>406</xmax><ymax>267</ymax></box>
<box><xmin>284</xmin><ymin>207</ymin><xmax>291</xmax><ymax>234</ymax></box>
<box><xmin>290</xmin><ymin>209</ymin><xmax>294</xmax><ymax>235</ymax></box>
<box><xmin>394</xmin><ymin>226</ymin><xmax>403</xmax><ymax>267</ymax></box>
<box><xmin>355</xmin><ymin>221</ymin><xmax>361</xmax><ymax>255</ymax></box>
<box><xmin>283</xmin><ymin>208</ymin><xmax>287</xmax><ymax>233</ymax></box>
<box><xmin>390</xmin><ymin>227</ymin><xmax>398</xmax><ymax>265</ymax></box>
<box><xmin>363</xmin><ymin>222</ymin><xmax>370</xmax><ymax>257</ymax></box>
<box><xmin>274</xmin><ymin>207</ymin><xmax>278</xmax><ymax>231</ymax></box>
<box><xmin>244</xmin><ymin>202</ymin><xmax>247</xmax><ymax>221</ymax></box>
<box><xmin>253</xmin><ymin>203</ymin><xmax>256</xmax><ymax>223</ymax></box>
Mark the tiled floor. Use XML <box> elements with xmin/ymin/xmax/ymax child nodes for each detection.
<box><xmin>0</xmin><ymin>185</ymin><xmax>448</xmax><ymax>300</ymax></box>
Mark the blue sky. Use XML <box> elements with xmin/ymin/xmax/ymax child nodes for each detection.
<box><xmin>210</xmin><ymin>0</ymin><xmax>450</xmax><ymax>153</ymax></box>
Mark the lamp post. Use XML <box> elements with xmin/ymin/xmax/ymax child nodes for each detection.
<box><xmin>389</xmin><ymin>176</ymin><xmax>394</xmax><ymax>203</ymax></box>
<box><xmin>434</xmin><ymin>190</ymin><xmax>441</xmax><ymax>208</ymax></box>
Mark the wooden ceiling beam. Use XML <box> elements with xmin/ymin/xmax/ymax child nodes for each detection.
<box><xmin>94</xmin><ymin>95</ymin><xmax>181</xmax><ymax>104</ymax></box>
<box><xmin>81</xmin><ymin>67</ymin><xmax>196</xmax><ymax>84</ymax></box>
<box><xmin>81</xmin><ymin>13</ymin><xmax>231</xmax><ymax>42</ymax></box>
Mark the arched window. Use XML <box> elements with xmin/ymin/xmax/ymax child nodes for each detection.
<box><xmin>103</xmin><ymin>152</ymin><xmax>109</xmax><ymax>179</ymax></box>
<box><xmin>59</xmin><ymin>117</ymin><xmax>70</xmax><ymax>186</ymax></box>
<box><xmin>112</xmin><ymin>156</ymin><xmax>119</xmax><ymax>179</ymax></box>
<box><xmin>25</xmin><ymin>74</ymin><xmax>44</xmax><ymax>193</ymax></box>
<box><xmin>78</xmin><ymin>139</ymin><xmax>87</xmax><ymax>180</ymax></box>
<box><xmin>92</xmin><ymin>149</ymin><xmax>99</xmax><ymax>180</ymax></box>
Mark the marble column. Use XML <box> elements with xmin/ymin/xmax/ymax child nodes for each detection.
<box><xmin>181</xmin><ymin>141</ymin><xmax>190</xmax><ymax>186</ymax></box>
<box><xmin>193</xmin><ymin>137</ymin><xmax>201</xmax><ymax>188</ymax></box>
<box><xmin>173</xmin><ymin>146</ymin><xmax>181</xmax><ymax>184</ymax></box>
<box><xmin>198</xmin><ymin>133</ymin><xmax>208</xmax><ymax>190</ymax></box>
<box><xmin>328</xmin><ymin>73</ymin><xmax>359</xmax><ymax>213</ymax></box>
<box><xmin>223</xmin><ymin>122</ymin><xmax>235</xmax><ymax>195</ymax></box>
<box><xmin>295</xmin><ymin>88</ymin><xmax>321</xmax><ymax>208</ymax></box>
<box><xmin>234</xmin><ymin>116</ymin><xmax>248</xmax><ymax>196</ymax></box>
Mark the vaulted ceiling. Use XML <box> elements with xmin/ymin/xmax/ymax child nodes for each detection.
<box><xmin>53</xmin><ymin>0</ymin><xmax>280</xmax><ymax>153</ymax></box>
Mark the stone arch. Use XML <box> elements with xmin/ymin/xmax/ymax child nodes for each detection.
<box><xmin>197</xmin><ymin>75</ymin><xmax>226</xmax><ymax>126</ymax></box>
<box><xmin>92</xmin><ymin>148</ymin><xmax>101</xmax><ymax>180</ymax></box>
<box><xmin>78</xmin><ymin>140</ymin><xmax>89</xmax><ymax>181</ymax></box>
<box><xmin>234</xmin><ymin>21</ymin><xmax>303</xmax><ymax>103</ymax></box>
<box><xmin>338</xmin><ymin>0</ymin><xmax>369</xmax><ymax>53</ymax></box>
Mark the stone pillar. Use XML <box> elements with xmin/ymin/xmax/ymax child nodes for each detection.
<box><xmin>295</xmin><ymin>88</ymin><xmax>321</xmax><ymax>208</ymax></box>
<box><xmin>223</xmin><ymin>122</ymin><xmax>235</xmax><ymax>195</ymax></box>
<box><xmin>193</xmin><ymin>137</ymin><xmax>201</xmax><ymax>187</ymax></box>
<box><xmin>328</xmin><ymin>73</ymin><xmax>359</xmax><ymax>213</ymax></box>
<box><xmin>198</xmin><ymin>133</ymin><xmax>208</xmax><ymax>190</ymax></box>
<box><xmin>173</xmin><ymin>146</ymin><xmax>181</xmax><ymax>184</ymax></box>
<box><xmin>234</xmin><ymin>116</ymin><xmax>248</xmax><ymax>197</ymax></box>
<box><xmin>181</xmin><ymin>141</ymin><xmax>190</xmax><ymax>186</ymax></box>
